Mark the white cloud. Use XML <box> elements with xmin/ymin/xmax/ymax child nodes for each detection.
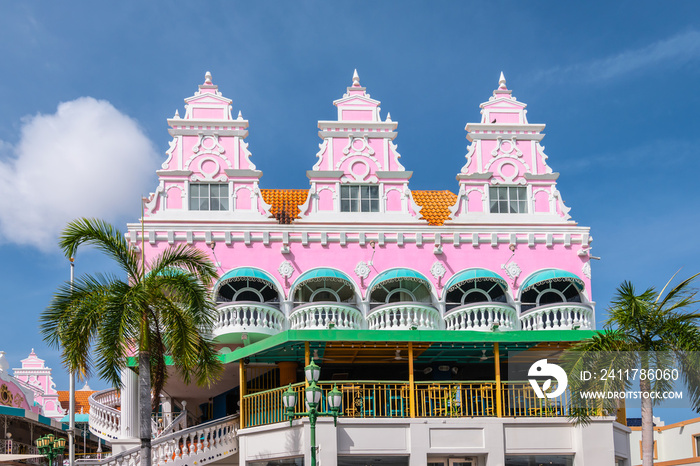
<box><xmin>0</xmin><ymin>97</ymin><xmax>159</xmax><ymax>251</ymax></box>
<box><xmin>536</xmin><ymin>30</ymin><xmax>700</xmax><ymax>83</ymax></box>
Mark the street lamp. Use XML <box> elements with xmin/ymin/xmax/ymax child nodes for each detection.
<box><xmin>35</xmin><ymin>434</ymin><xmax>66</xmax><ymax>466</ymax></box>
<box><xmin>282</xmin><ymin>359</ymin><xmax>342</xmax><ymax>466</ymax></box>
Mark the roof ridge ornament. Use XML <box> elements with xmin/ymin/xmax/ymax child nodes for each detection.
<box><xmin>205</xmin><ymin>71</ymin><xmax>213</xmax><ymax>85</ymax></box>
<box><xmin>352</xmin><ymin>69</ymin><xmax>360</xmax><ymax>87</ymax></box>
<box><xmin>498</xmin><ymin>71</ymin><xmax>507</xmax><ymax>90</ymax></box>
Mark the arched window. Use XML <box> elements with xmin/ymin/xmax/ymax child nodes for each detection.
<box><xmin>369</xmin><ymin>274</ymin><xmax>432</xmax><ymax>307</ymax></box>
<box><xmin>520</xmin><ymin>281</ymin><xmax>582</xmax><ymax>313</ymax></box>
<box><xmin>216</xmin><ymin>278</ymin><xmax>279</xmax><ymax>304</ymax></box>
<box><xmin>445</xmin><ymin>279</ymin><xmax>507</xmax><ymax>310</ymax></box>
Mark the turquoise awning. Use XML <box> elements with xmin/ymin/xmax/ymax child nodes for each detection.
<box><xmin>217</xmin><ymin>267</ymin><xmax>277</xmax><ymax>286</ymax></box>
<box><xmin>444</xmin><ymin>268</ymin><xmax>508</xmax><ymax>292</ymax></box>
<box><xmin>292</xmin><ymin>268</ymin><xmax>354</xmax><ymax>290</ymax></box>
<box><xmin>520</xmin><ymin>269</ymin><xmax>585</xmax><ymax>292</ymax></box>
<box><xmin>368</xmin><ymin>268</ymin><xmax>430</xmax><ymax>292</ymax></box>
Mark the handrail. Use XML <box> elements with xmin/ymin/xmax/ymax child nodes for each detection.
<box><xmin>88</xmin><ymin>389</ymin><xmax>121</xmax><ymax>441</ymax></box>
<box><xmin>241</xmin><ymin>380</ymin><xmax>580</xmax><ymax>428</ymax></box>
<box><xmin>366</xmin><ymin>302</ymin><xmax>441</xmax><ymax>330</ymax></box>
<box><xmin>519</xmin><ymin>303</ymin><xmax>593</xmax><ymax>330</ymax></box>
<box><xmin>289</xmin><ymin>302</ymin><xmax>363</xmax><ymax>329</ymax></box>
<box><xmin>444</xmin><ymin>302</ymin><xmax>518</xmax><ymax>331</ymax></box>
<box><xmin>77</xmin><ymin>415</ymin><xmax>239</xmax><ymax>466</ymax></box>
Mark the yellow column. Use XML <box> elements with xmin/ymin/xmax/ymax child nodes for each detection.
<box><xmin>239</xmin><ymin>359</ymin><xmax>247</xmax><ymax>428</ymax></box>
<box><xmin>408</xmin><ymin>342</ymin><xmax>416</xmax><ymax>418</ymax></box>
<box><xmin>305</xmin><ymin>341</ymin><xmax>310</xmax><ymax>387</ymax></box>
<box><xmin>494</xmin><ymin>342</ymin><xmax>502</xmax><ymax>417</ymax></box>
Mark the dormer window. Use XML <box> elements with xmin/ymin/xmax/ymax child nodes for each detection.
<box><xmin>489</xmin><ymin>186</ymin><xmax>527</xmax><ymax>213</ymax></box>
<box><xmin>340</xmin><ymin>185</ymin><xmax>379</xmax><ymax>212</ymax></box>
<box><xmin>190</xmin><ymin>183</ymin><xmax>229</xmax><ymax>211</ymax></box>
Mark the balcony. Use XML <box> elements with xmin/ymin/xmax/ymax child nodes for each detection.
<box><xmin>289</xmin><ymin>302</ymin><xmax>363</xmax><ymax>330</ymax></box>
<box><xmin>366</xmin><ymin>302</ymin><xmax>441</xmax><ymax>330</ymax></box>
<box><xmin>241</xmin><ymin>380</ymin><xmax>576</xmax><ymax>428</ymax></box>
<box><xmin>519</xmin><ymin>303</ymin><xmax>594</xmax><ymax>330</ymax></box>
<box><xmin>444</xmin><ymin>302</ymin><xmax>518</xmax><ymax>331</ymax></box>
<box><xmin>212</xmin><ymin>302</ymin><xmax>285</xmax><ymax>344</ymax></box>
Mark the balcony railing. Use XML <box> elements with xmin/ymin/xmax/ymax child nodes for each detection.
<box><xmin>242</xmin><ymin>380</ymin><xmax>578</xmax><ymax>428</ymax></box>
<box><xmin>444</xmin><ymin>302</ymin><xmax>518</xmax><ymax>331</ymax></box>
<box><xmin>519</xmin><ymin>303</ymin><xmax>593</xmax><ymax>330</ymax></box>
<box><xmin>212</xmin><ymin>302</ymin><xmax>285</xmax><ymax>341</ymax></box>
<box><xmin>289</xmin><ymin>302</ymin><xmax>363</xmax><ymax>330</ymax></box>
<box><xmin>88</xmin><ymin>389</ymin><xmax>122</xmax><ymax>441</ymax></box>
<box><xmin>366</xmin><ymin>302</ymin><xmax>441</xmax><ymax>330</ymax></box>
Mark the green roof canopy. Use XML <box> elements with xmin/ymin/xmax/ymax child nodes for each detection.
<box><xmin>444</xmin><ymin>268</ymin><xmax>508</xmax><ymax>293</ymax></box>
<box><xmin>292</xmin><ymin>268</ymin><xmax>354</xmax><ymax>290</ymax></box>
<box><xmin>217</xmin><ymin>267</ymin><xmax>277</xmax><ymax>287</ymax></box>
<box><xmin>520</xmin><ymin>269</ymin><xmax>585</xmax><ymax>292</ymax></box>
<box><xmin>368</xmin><ymin>268</ymin><xmax>430</xmax><ymax>292</ymax></box>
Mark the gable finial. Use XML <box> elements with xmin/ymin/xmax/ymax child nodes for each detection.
<box><xmin>237</xmin><ymin>110</ymin><xmax>243</xmax><ymax>120</ymax></box>
<box><xmin>205</xmin><ymin>71</ymin><xmax>213</xmax><ymax>85</ymax></box>
<box><xmin>498</xmin><ymin>71</ymin><xmax>507</xmax><ymax>90</ymax></box>
<box><xmin>386</xmin><ymin>112</ymin><xmax>392</xmax><ymax>122</ymax></box>
<box><xmin>352</xmin><ymin>69</ymin><xmax>360</xmax><ymax>87</ymax></box>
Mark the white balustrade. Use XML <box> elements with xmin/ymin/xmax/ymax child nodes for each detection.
<box><xmin>367</xmin><ymin>302</ymin><xmax>441</xmax><ymax>330</ymax></box>
<box><xmin>78</xmin><ymin>415</ymin><xmax>239</xmax><ymax>466</ymax></box>
<box><xmin>212</xmin><ymin>302</ymin><xmax>285</xmax><ymax>339</ymax></box>
<box><xmin>519</xmin><ymin>303</ymin><xmax>593</xmax><ymax>330</ymax></box>
<box><xmin>89</xmin><ymin>389</ymin><xmax>122</xmax><ymax>441</ymax></box>
<box><xmin>289</xmin><ymin>302</ymin><xmax>363</xmax><ymax>329</ymax></box>
<box><xmin>444</xmin><ymin>302</ymin><xmax>518</xmax><ymax>331</ymax></box>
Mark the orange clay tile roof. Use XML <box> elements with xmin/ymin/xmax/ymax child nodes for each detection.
<box><xmin>57</xmin><ymin>390</ymin><xmax>96</xmax><ymax>414</ymax></box>
<box><xmin>260</xmin><ymin>188</ymin><xmax>456</xmax><ymax>226</ymax></box>
<box><xmin>261</xmin><ymin>189</ymin><xmax>308</xmax><ymax>223</ymax></box>
<box><xmin>412</xmin><ymin>190</ymin><xmax>457</xmax><ymax>226</ymax></box>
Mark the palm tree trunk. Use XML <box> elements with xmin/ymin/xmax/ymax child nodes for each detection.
<box><xmin>139</xmin><ymin>350</ymin><xmax>152</xmax><ymax>466</ymax></box>
<box><xmin>640</xmin><ymin>377</ymin><xmax>654</xmax><ymax>466</ymax></box>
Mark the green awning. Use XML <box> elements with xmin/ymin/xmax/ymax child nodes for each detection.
<box><xmin>520</xmin><ymin>269</ymin><xmax>585</xmax><ymax>292</ymax></box>
<box><xmin>368</xmin><ymin>268</ymin><xmax>430</xmax><ymax>292</ymax></box>
<box><xmin>444</xmin><ymin>268</ymin><xmax>508</xmax><ymax>292</ymax></box>
<box><xmin>217</xmin><ymin>267</ymin><xmax>277</xmax><ymax>286</ymax></box>
<box><xmin>292</xmin><ymin>268</ymin><xmax>354</xmax><ymax>290</ymax></box>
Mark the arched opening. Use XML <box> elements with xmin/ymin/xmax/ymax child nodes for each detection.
<box><xmin>369</xmin><ymin>275</ymin><xmax>432</xmax><ymax>309</ymax></box>
<box><xmin>520</xmin><ymin>280</ymin><xmax>582</xmax><ymax>313</ymax></box>
<box><xmin>445</xmin><ymin>279</ymin><xmax>507</xmax><ymax>311</ymax></box>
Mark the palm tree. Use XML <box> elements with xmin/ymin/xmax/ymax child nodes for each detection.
<box><xmin>40</xmin><ymin>218</ymin><xmax>223</xmax><ymax>466</ymax></box>
<box><xmin>566</xmin><ymin>273</ymin><xmax>700</xmax><ymax>466</ymax></box>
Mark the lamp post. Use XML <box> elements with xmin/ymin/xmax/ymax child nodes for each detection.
<box><xmin>35</xmin><ymin>434</ymin><xmax>66</xmax><ymax>466</ymax></box>
<box><xmin>282</xmin><ymin>359</ymin><xmax>342</xmax><ymax>466</ymax></box>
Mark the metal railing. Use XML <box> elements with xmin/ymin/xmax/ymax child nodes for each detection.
<box><xmin>242</xmin><ymin>380</ymin><xmax>578</xmax><ymax>428</ymax></box>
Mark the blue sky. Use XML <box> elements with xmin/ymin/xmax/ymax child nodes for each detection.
<box><xmin>1</xmin><ymin>2</ymin><xmax>699</xmax><ymax>423</ymax></box>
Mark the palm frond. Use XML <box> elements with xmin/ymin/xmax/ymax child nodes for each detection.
<box><xmin>60</xmin><ymin>218</ymin><xmax>141</xmax><ymax>280</ymax></box>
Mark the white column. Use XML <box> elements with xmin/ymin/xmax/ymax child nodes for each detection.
<box><xmin>120</xmin><ymin>368</ymin><xmax>139</xmax><ymax>438</ymax></box>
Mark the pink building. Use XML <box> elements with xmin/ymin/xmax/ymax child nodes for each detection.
<box><xmin>12</xmin><ymin>349</ymin><xmax>65</xmax><ymax>420</ymax></box>
<box><xmin>85</xmin><ymin>72</ymin><xmax>629</xmax><ymax>466</ymax></box>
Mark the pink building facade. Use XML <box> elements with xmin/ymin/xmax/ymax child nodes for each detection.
<box><xmin>134</xmin><ymin>71</ymin><xmax>594</xmax><ymax>339</ymax></box>
<box><xmin>85</xmin><ymin>72</ymin><xmax>631</xmax><ymax>466</ymax></box>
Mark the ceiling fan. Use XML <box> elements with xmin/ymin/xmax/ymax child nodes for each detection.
<box><xmin>463</xmin><ymin>349</ymin><xmax>494</xmax><ymax>361</ymax></box>
<box><xmin>381</xmin><ymin>349</ymin><xmax>407</xmax><ymax>361</ymax></box>
<box><xmin>312</xmin><ymin>348</ymin><xmax>338</xmax><ymax>362</ymax></box>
